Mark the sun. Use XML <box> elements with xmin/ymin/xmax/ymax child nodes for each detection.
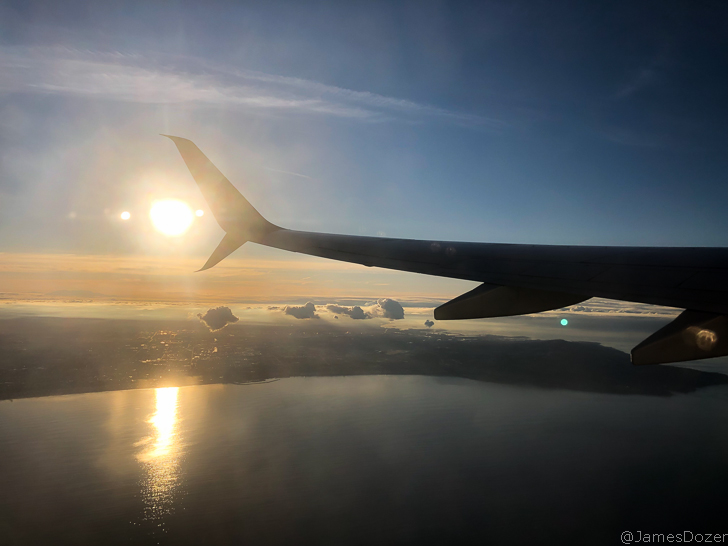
<box><xmin>150</xmin><ymin>200</ymin><xmax>194</xmax><ymax>236</ymax></box>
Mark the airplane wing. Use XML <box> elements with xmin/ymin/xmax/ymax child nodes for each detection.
<box><xmin>164</xmin><ymin>136</ymin><xmax>728</xmax><ymax>366</ymax></box>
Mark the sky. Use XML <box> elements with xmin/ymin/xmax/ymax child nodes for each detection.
<box><xmin>0</xmin><ymin>0</ymin><xmax>726</xmax><ymax>329</ymax></box>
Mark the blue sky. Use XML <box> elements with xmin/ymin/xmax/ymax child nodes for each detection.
<box><xmin>0</xmin><ymin>0</ymin><xmax>726</xmax><ymax>307</ymax></box>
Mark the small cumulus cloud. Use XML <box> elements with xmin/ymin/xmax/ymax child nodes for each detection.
<box><xmin>424</xmin><ymin>320</ymin><xmax>434</xmax><ymax>328</ymax></box>
<box><xmin>328</xmin><ymin>298</ymin><xmax>405</xmax><ymax>320</ymax></box>
<box><xmin>376</xmin><ymin>298</ymin><xmax>405</xmax><ymax>320</ymax></box>
<box><xmin>198</xmin><ymin>306</ymin><xmax>239</xmax><ymax>331</ymax></box>
<box><xmin>273</xmin><ymin>298</ymin><xmax>406</xmax><ymax>321</ymax></box>
<box><xmin>284</xmin><ymin>302</ymin><xmax>319</xmax><ymax>319</ymax></box>
<box><xmin>326</xmin><ymin>304</ymin><xmax>371</xmax><ymax>320</ymax></box>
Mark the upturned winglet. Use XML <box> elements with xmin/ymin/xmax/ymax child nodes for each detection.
<box><xmin>196</xmin><ymin>232</ymin><xmax>248</xmax><ymax>272</ymax></box>
<box><xmin>162</xmin><ymin>135</ymin><xmax>280</xmax><ymax>271</ymax></box>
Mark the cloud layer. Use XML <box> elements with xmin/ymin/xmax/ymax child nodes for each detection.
<box><xmin>560</xmin><ymin>298</ymin><xmax>679</xmax><ymax>318</ymax></box>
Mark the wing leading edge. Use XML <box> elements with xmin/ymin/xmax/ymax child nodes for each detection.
<box><xmin>164</xmin><ymin>136</ymin><xmax>728</xmax><ymax>366</ymax></box>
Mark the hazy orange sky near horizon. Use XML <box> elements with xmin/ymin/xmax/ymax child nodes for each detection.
<box><xmin>0</xmin><ymin>248</ymin><xmax>477</xmax><ymax>305</ymax></box>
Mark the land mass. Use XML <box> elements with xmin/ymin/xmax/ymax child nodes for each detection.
<box><xmin>0</xmin><ymin>316</ymin><xmax>726</xmax><ymax>400</ymax></box>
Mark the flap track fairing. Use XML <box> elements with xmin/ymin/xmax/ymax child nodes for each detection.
<box><xmin>631</xmin><ymin>310</ymin><xmax>728</xmax><ymax>365</ymax></box>
<box><xmin>434</xmin><ymin>283</ymin><xmax>589</xmax><ymax>320</ymax></box>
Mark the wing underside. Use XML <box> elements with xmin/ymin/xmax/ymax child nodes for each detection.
<box><xmin>257</xmin><ymin>230</ymin><xmax>728</xmax><ymax>364</ymax></box>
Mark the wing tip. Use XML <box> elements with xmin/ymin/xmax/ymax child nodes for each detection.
<box><xmin>160</xmin><ymin>134</ymin><xmax>188</xmax><ymax>143</ymax></box>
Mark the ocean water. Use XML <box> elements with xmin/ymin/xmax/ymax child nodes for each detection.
<box><xmin>2</xmin><ymin>376</ymin><xmax>728</xmax><ymax>545</ymax></box>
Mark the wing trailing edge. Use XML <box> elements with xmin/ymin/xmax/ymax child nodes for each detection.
<box><xmin>434</xmin><ymin>283</ymin><xmax>588</xmax><ymax>320</ymax></box>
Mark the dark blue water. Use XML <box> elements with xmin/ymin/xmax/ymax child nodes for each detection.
<box><xmin>2</xmin><ymin>376</ymin><xmax>728</xmax><ymax>545</ymax></box>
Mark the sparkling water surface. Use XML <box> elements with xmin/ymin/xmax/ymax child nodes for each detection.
<box><xmin>2</xmin><ymin>376</ymin><xmax>728</xmax><ymax>545</ymax></box>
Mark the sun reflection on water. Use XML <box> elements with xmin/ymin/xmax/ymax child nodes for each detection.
<box><xmin>136</xmin><ymin>387</ymin><xmax>183</xmax><ymax>527</ymax></box>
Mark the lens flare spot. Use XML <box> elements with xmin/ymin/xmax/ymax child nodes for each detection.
<box><xmin>120</xmin><ymin>211</ymin><xmax>131</xmax><ymax>220</ymax></box>
<box><xmin>150</xmin><ymin>200</ymin><xmax>194</xmax><ymax>236</ymax></box>
<box><xmin>195</xmin><ymin>209</ymin><xmax>204</xmax><ymax>217</ymax></box>
<box><xmin>560</xmin><ymin>319</ymin><xmax>569</xmax><ymax>326</ymax></box>
<box><xmin>696</xmin><ymin>329</ymin><xmax>718</xmax><ymax>351</ymax></box>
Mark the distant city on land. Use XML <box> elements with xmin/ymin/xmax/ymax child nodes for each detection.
<box><xmin>1</xmin><ymin>316</ymin><xmax>726</xmax><ymax>401</ymax></box>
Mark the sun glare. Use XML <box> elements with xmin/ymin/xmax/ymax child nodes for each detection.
<box><xmin>120</xmin><ymin>211</ymin><xmax>131</xmax><ymax>220</ymax></box>
<box><xmin>150</xmin><ymin>200</ymin><xmax>194</xmax><ymax>236</ymax></box>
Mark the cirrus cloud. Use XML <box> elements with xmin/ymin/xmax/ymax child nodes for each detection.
<box><xmin>0</xmin><ymin>46</ymin><xmax>503</xmax><ymax>128</ymax></box>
